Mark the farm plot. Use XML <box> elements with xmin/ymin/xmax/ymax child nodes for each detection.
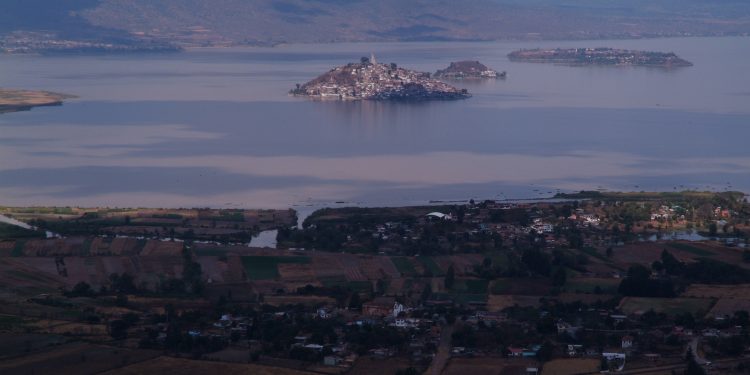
<box><xmin>490</xmin><ymin>278</ymin><xmax>552</xmax><ymax>296</ymax></box>
<box><xmin>0</xmin><ymin>342</ymin><xmax>159</xmax><ymax>375</ymax></box>
<box><xmin>310</xmin><ymin>253</ymin><xmax>347</xmax><ymax>279</ymax></box>
<box><xmin>619</xmin><ymin>297</ymin><xmax>714</xmax><ymax>316</ymax></box>
<box><xmin>611</xmin><ymin>242</ymin><xmax>671</xmax><ymax>265</ymax></box>
<box><xmin>339</xmin><ymin>255</ymin><xmax>367</xmax><ymax>281</ymax></box>
<box><xmin>667</xmin><ymin>242</ymin><xmax>716</xmax><ymax>257</ymax></box>
<box><xmin>417</xmin><ymin>256</ymin><xmax>445</xmax><ymax>276</ymax></box>
<box><xmin>104</xmin><ymin>356</ymin><xmax>316</xmax><ymax>375</ymax></box>
<box><xmin>358</xmin><ymin>255</ymin><xmax>394</xmax><ymax>279</ymax></box>
<box><xmin>442</xmin><ymin>357</ymin><xmax>538</xmax><ymax>375</ymax></box>
<box><xmin>390</xmin><ymin>257</ymin><xmax>418</xmax><ymax>277</ymax></box>
<box><xmin>140</xmin><ymin>240</ymin><xmax>183</xmax><ymax>256</ymax></box>
<box><xmin>277</xmin><ymin>262</ymin><xmax>316</xmax><ymax>283</ymax></box>
<box><xmin>349</xmin><ymin>356</ymin><xmax>412</xmax><ymax>375</ymax></box>
<box><xmin>241</xmin><ymin>256</ymin><xmax>311</xmax><ymax>280</ymax></box>
<box><xmin>0</xmin><ymin>333</ymin><xmax>68</xmax><ymax>359</ymax></box>
<box><xmin>0</xmin><ymin>241</ymin><xmax>15</xmax><ymax>257</ymax></box>
<box><xmin>683</xmin><ymin>284</ymin><xmax>750</xmax><ymax>299</ymax></box>
<box><xmin>706</xmin><ymin>299</ymin><xmax>750</xmax><ymax>318</ymax></box>
<box><xmin>564</xmin><ymin>278</ymin><xmax>620</xmax><ymax>294</ymax></box>
<box><xmin>0</xmin><ymin>258</ymin><xmax>64</xmax><ymax>291</ymax></box>
<box><xmin>542</xmin><ymin>358</ymin><xmax>599</xmax><ymax>375</ymax></box>
<box><xmin>487</xmin><ymin>295</ymin><xmax>541</xmax><ymax>312</ymax></box>
<box><xmin>453</xmin><ymin>279</ymin><xmax>489</xmax><ymax>294</ymax></box>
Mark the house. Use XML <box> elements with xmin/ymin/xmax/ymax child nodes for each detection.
<box><xmin>426</xmin><ymin>212</ymin><xmax>453</xmax><ymax>221</ymax></box>
<box><xmin>610</xmin><ymin>314</ymin><xmax>628</xmax><ymax>323</ymax></box>
<box><xmin>602</xmin><ymin>352</ymin><xmax>626</xmax><ymax>361</ymax></box>
<box><xmin>567</xmin><ymin>344</ymin><xmax>583</xmax><ymax>357</ymax></box>
<box><xmin>323</xmin><ymin>356</ymin><xmax>343</xmax><ymax>366</ymax></box>
<box><xmin>477</xmin><ymin>311</ymin><xmax>507</xmax><ymax>324</ymax></box>
<box><xmin>362</xmin><ymin>297</ymin><xmax>396</xmax><ymax>317</ymax></box>
<box><xmin>621</xmin><ymin>335</ymin><xmax>634</xmax><ymax>349</ymax></box>
<box><xmin>317</xmin><ymin>308</ymin><xmax>334</xmax><ymax>319</ymax></box>
<box><xmin>508</xmin><ymin>347</ymin><xmax>524</xmax><ymax>357</ymax></box>
<box><xmin>392</xmin><ymin>301</ymin><xmax>406</xmax><ymax>317</ymax></box>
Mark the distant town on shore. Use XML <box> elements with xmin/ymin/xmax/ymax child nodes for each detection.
<box><xmin>509</xmin><ymin>48</ymin><xmax>693</xmax><ymax>68</ymax></box>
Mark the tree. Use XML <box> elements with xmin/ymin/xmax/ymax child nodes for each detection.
<box><xmin>70</xmin><ymin>281</ymin><xmax>93</xmax><ymax>297</ymax></box>
<box><xmin>444</xmin><ymin>264</ymin><xmax>455</xmax><ymax>290</ymax></box>
<box><xmin>109</xmin><ymin>319</ymin><xmax>129</xmax><ymax>340</ymax></box>
<box><xmin>396</xmin><ymin>368</ymin><xmax>418</xmax><ymax>375</ymax></box>
<box><xmin>360</xmin><ymin>56</ymin><xmax>370</xmax><ymax>64</ymax></box>
<box><xmin>552</xmin><ymin>267</ymin><xmax>567</xmax><ymax>287</ymax></box>
<box><xmin>685</xmin><ymin>348</ymin><xmax>706</xmax><ymax>375</ymax></box>
<box><xmin>708</xmin><ymin>222</ymin><xmax>718</xmax><ymax>237</ymax></box>
<box><xmin>536</xmin><ymin>341</ymin><xmax>555</xmax><ymax>362</ymax></box>
<box><xmin>115</xmin><ymin>293</ymin><xmax>128</xmax><ymax>307</ymax></box>
<box><xmin>349</xmin><ymin>292</ymin><xmax>362</xmax><ymax>310</ymax></box>
<box><xmin>628</xmin><ymin>264</ymin><xmax>651</xmax><ymax>280</ymax></box>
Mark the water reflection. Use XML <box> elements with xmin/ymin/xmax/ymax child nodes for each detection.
<box><xmin>0</xmin><ymin>37</ymin><xmax>749</xmax><ymax>208</ymax></box>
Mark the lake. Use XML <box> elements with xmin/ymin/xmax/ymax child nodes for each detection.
<box><xmin>1</xmin><ymin>37</ymin><xmax>749</xmax><ymax>209</ymax></box>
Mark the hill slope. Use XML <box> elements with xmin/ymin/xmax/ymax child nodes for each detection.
<box><xmin>2</xmin><ymin>0</ymin><xmax>750</xmax><ymax>49</ymax></box>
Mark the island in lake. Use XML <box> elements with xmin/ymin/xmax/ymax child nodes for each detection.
<box><xmin>0</xmin><ymin>89</ymin><xmax>75</xmax><ymax>113</ymax></box>
<box><xmin>290</xmin><ymin>56</ymin><xmax>470</xmax><ymax>101</ymax></box>
<box><xmin>434</xmin><ymin>60</ymin><xmax>506</xmax><ymax>79</ymax></box>
<box><xmin>508</xmin><ymin>48</ymin><xmax>693</xmax><ymax>67</ymax></box>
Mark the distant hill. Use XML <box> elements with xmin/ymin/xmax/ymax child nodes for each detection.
<box><xmin>2</xmin><ymin>0</ymin><xmax>750</xmax><ymax>49</ymax></box>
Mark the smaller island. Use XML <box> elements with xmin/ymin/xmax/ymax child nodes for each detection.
<box><xmin>434</xmin><ymin>60</ymin><xmax>506</xmax><ymax>79</ymax></box>
<box><xmin>290</xmin><ymin>56</ymin><xmax>470</xmax><ymax>101</ymax></box>
<box><xmin>508</xmin><ymin>48</ymin><xmax>693</xmax><ymax>68</ymax></box>
<box><xmin>0</xmin><ymin>89</ymin><xmax>76</xmax><ymax>114</ymax></box>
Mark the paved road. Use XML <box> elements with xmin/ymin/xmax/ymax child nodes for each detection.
<box><xmin>688</xmin><ymin>338</ymin><xmax>709</xmax><ymax>365</ymax></box>
<box><xmin>425</xmin><ymin>324</ymin><xmax>454</xmax><ymax>375</ymax></box>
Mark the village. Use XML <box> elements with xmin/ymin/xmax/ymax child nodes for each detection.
<box><xmin>290</xmin><ymin>55</ymin><xmax>471</xmax><ymax>101</ymax></box>
<box><xmin>0</xmin><ymin>191</ymin><xmax>749</xmax><ymax>374</ymax></box>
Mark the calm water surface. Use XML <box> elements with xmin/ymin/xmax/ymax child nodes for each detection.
<box><xmin>0</xmin><ymin>37</ymin><xmax>749</xmax><ymax>209</ymax></box>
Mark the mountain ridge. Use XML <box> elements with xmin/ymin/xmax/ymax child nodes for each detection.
<box><xmin>2</xmin><ymin>0</ymin><xmax>750</xmax><ymax>50</ymax></box>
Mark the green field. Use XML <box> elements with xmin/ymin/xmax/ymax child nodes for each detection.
<box><xmin>432</xmin><ymin>292</ymin><xmax>487</xmax><ymax>305</ymax></box>
<box><xmin>391</xmin><ymin>257</ymin><xmax>417</xmax><ymax>276</ymax></box>
<box><xmin>194</xmin><ymin>247</ymin><xmax>231</xmax><ymax>256</ymax></box>
<box><xmin>452</xmin><ymin>293</ymin><xmax>488</xmax><ymax>304</ymax></box>
<box><xmin>11</xmin><ymin>240</ymin><xmax>25</xmax><ymax>257</ymax></box>
<box><xmin>417</xmin><ymin>256</ymin><xmax>444</xmax><ymax>276</ymax></box>
<box><xmin>484</xmin><ymin>252</ymin><xmax>509</xmax><ymax>268</ymax></box>
<box><xmin>619</xmin><ymin>297</ymin><xmax>714</xmax><ymax>316</ymax></box>
<box><xmin>0</xmin><ymin>223</ymin><xmax>45</xmax><ymax>240</ymax></box>
<box><xmin>564</xmin><ymin>278</ymin><xmax>620</xmax><ymax>294</ymax></box>
<box><xmin>668</xmin><ymin>243</ymin><xmax>715</xmax><ymax>257</ymax></box>
<box><xmin>347</xmin><ymin>280</ymin><xmax>373</xmax><ymax>292</ymax></box>
<box><xmin>453</xmin><ymin>279</ymin><xmax>489</xmax><ymax>294</ymax></box>
<box><xmin>241</xmin><ymin>256</ymin><xmax>310</xmax><ymax>280</ymax></box>
<box><xmin>319</xmin><ymin>275</ymin><xmax>348</xmax><ymax>287</ymax></box>
<box><xmin>491</xmin><ymin>279</ymin><xmax>511</xmax><ymax>294</ymax></box>
<box><xmin>318</xmin><ymin>276</ymin><xmax>372</xmax><ymax>291</ymax></box>
<box><xmin>0</xmin><ymin>314</ymin><xmax>25</xmax><ymax>330</ymax></box>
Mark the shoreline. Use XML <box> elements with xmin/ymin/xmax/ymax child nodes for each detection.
<box><xmin>0</xmin><ymin>89</ymin><xmax>76</xmax><ymax>114</ymax></box>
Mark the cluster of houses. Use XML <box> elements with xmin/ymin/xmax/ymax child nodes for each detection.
<box><xmin>294</xmin><ymin>56</ymin><xmax>466</xmax><ymax>100</ymax></box>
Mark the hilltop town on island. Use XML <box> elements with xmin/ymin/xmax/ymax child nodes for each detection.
<box><xmin>290</xmin><ymin>55</ymin><xmax>470</xmax><ymax>101</ymax></box>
